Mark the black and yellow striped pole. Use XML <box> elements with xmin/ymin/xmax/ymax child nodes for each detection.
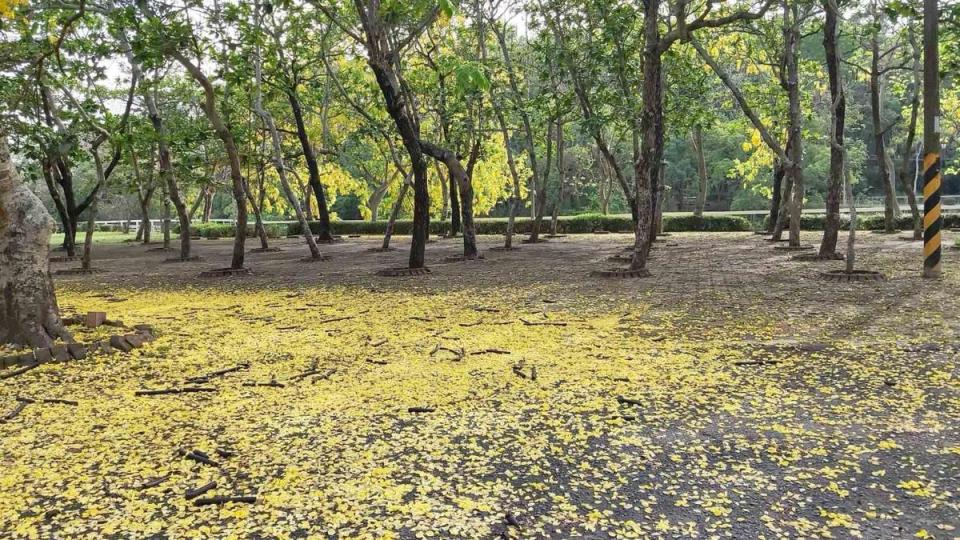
<box><xmin>922</xmin><ymin>0</ymin><xmax>941</xmax><ymax>278</ymax></box>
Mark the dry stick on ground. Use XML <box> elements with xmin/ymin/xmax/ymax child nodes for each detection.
<box><xmin>366</xmin><ymin>359</ymin><xmax>389</xmax><ymax>366</ymax></box>
<box><xmin>0</xmin><ymin>364</ymin><xmax>40</xmax><ymax>380</ymax></box>
<box><xmin>291</xmin><ymin>367</ymin><xmax>336</xmax><ymax>382</ymax></box>
<box><xmin>135</xmin><ymin>387</ymin><xmax>217</xmax><ymax>396</ymax></box>
<box><xmin>430</xmin><ymin>345</ymin><xmax>465</xmax><ymax>361</ymax></box>
<box><xmin>242</xmin><ymin>379</ymin><xmax>285</xmax><ymax>388</ymax></box>
<box><xmin>177</xmin><ymin>449</ymin><xmax>220</xmax><ymax>467</ymax></box>
<box><xmin>368</xmin><ymin>339</ymin><xmax>388</xmax><ymax>348</ymax></box>
<box><xmin>16</xmin><ymin>396</ymin><xmax>78</xmax><ymax>406</ymax></box>
<box><xmin>471</xmin><ymin>348</ymin><xmax>511</xmax><ymax>355</ymax></box>
<box><xmin>193</xmin><ymin>495</ymin><xmax>256</xmax><ymax>506</ymax></box>
<box><xmin>1</xmin><ymin>401</ymin><xmax>30</xmax><ymax>422</ymax></box>
<box><xmin>408</xmin><ymin>407</ymin><xmax>436</xmax><ymax>414</ymax></box>
<box><xmin>185</xmin><ymin>363</ymin><xmax>250</xmax><ymax>384</ymax></box>
<box><xmin>734</xmin><ymin>359</ymin><xmax>781</xmax><ymax>366</ymax></box>
<box><xmin>617</xmin><ymin>396</ymin><xmax>644</xmax><ymax>407</ymax></box>
<box><xmin>519</xmin><ymin>318</ymin><xmax>568</xmax><ymax>327</ymax></box>
<box><xmin>185</xmin><ymin>481</ymin><xmax>217</xmax><ymax>500</ymax></box>
<box><xmin>136</xmin><ymin>474</ymin><xmax>172</xmax><ymax>490</ymax></box>
<box><xmin>317</xmin><ymin>315</ymin><xmax>355</xmax><ymax>325</ymax></box>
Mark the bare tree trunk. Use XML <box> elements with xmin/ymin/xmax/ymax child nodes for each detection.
<box><xmin>495</xmin><ymin>108</ymin><xmax>522</xmax><ymax>249</ymax></box>
<box><xmin>251</xmin><ymin>5</ymin><xmax>323</xmax><ymax>260</ymax></box>
<box><xmin>162</xmin><ymin>191</ymin><xmax>171</xmax><ymax>250</ymax></box>
<box><xmin>899</xmin><ymin>25</ymin><xmax>923</xmax><ymax>240</ymax></box>
<box><xmin>528</xmin><ymin>121</ymin><xmax>554</xmax><ymax>243</ymax></box>
<box><xmin>382</xmin><ymin>175</ymin><xmax>412</xmax><ymax>250</ymax></box>
<box><xmin>691</xmin><ymin>124</ymin><xmax>708</xmax><ymax>218</ymax></box>
<box><xmin>550</xmin><ymin>120</ymin><xmax>566</xmax><ymax>236</ymax></box>
<box><xmin>819</xmin><ymin>0</ymin><xmax>845</xmax><ymax>257</ymax></box>
<box><xmin>768</xmin><ymin>160</ymin><xmax>785</xmax><ymax>233</ymax></box>
<box><xmin>784</xmin><ymin>0</ymin><xmax>804</xmax><ymax>247</ymax></box>
<box><xmin>0</xmin><ymin>134</ymin><xmax>72</xmax><ymax>348</ymax></box>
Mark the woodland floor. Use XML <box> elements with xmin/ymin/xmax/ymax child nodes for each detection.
<box><xmin>2</xmin><ymin>231</ymin><xmax>959</xmax><ymax>539</ymax></box>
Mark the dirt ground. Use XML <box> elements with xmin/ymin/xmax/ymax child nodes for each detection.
<box><xmin>2</xmin><ymin>231</ymin><xmax>958</xmax><ymax>539</ymax></box>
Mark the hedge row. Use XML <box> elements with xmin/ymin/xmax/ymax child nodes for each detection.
<box><xmin>762</xmin><ymin>213</ymin><xmax>959</xmax><ymax>231</ymax></box>
<box><xmin>287</xmin><ymin>213</ymin><xmax>753</xmax><ymax>236</ymax></box>
<box><xmin>172</xmin><ymin>222</ymin><xmax>287</xmax><ymax>239</ymax></box>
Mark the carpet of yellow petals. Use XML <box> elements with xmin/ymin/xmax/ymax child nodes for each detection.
<box><xmin>1</xmin><ymin>234</ymin><xmax>958</xmax><ymax>539</ymax></box>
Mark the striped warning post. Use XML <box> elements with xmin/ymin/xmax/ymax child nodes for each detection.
<box><xmin>922</xmin><ymin>152</ymin><xmax>942</xmax><ymax>277</ymax></box>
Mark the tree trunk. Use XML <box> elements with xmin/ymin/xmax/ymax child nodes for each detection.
<box><xmin>288</xmin><ymin>91</ymin><xmax>334</xmax><ymax>242</ymax></box>
<box><xmin>422</xmin><ymin>140</ymin><xmax>479</xmax><ymax>259</ymax></box>
<box><xmin>691</xmin><ymin>124</ymin><xmax>708</xmax><ymax>218</ymax></box>
<box><xmin>899</xmin><ymin>25</ymin><xmax>922</xmax><ymax>240</ymax></box>
<box><xmin>768</xmin><ymin>160</ymin><xmax>785</xmax><ymax>233</ymax></box>
<box><xmin>162</xmin><ymin>192</ymin><xmax>171</xmax><ymax>250</ymax></box>
<box><xmin>784</xmin><ymin>0</ymin><xmax>804</xmax><ymax>248</ymax></box>
<box><xmin>629</xmin><ymin>0</ymin><xmax>662</xmax><ymax>274</ymax></box>
<box><xmin>528</xmin><ymin>121</ymin><xmax>554</xmax><ymax>242</ymax></box>
<box><xmin>819</xmin><ymin>0</ymin><xmax>845</xmax><ymax>257</ymax></box>
<box><xmin>495</xmin><ymin>108</ymin><xmax>523</xmax><ymax>249</ymax></box>
<box><xmin>550</xmin><ymin>121</ymin><xmax>566</xmax><ymax>235</ymax></box>
<box><xmin>0</xmin><ymin>135</ymin><xmax>72</xmax><ymax>348</ymax></box>
<box><xmin>870</xmin><ymin>18</ymin><xmax>896</xmax><ymax>233</ymax></box>
<box><xmin>382</xmin><ymin>175</ymin><xmax>411</xmax><ymax>250</ymax></box>
<box><xmin>448</xmin><ymin>167</ymin><xmax>461</xmax><ymax>237</ymax></box>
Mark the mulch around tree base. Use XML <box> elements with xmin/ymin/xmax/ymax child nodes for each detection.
<box><xmin>300</xmin><ymin>255</ymin><xmax>332</xmax><ymax>262</ymax></box>
<box><xmin>819</xmin><ymin>269</ymin><xmax>886</xmax><ymax>282</ymax></box>
<box><xmin>792</xmin><ymin>251</ymin><xmax>844</xmax><ymax>262</ymax></box>
<box><xmin>249</xmin><ymin>247</ymin><xmax>283</xmax><ymax>253</ymax></box>
<box><xmin>54</xmin><ymin>268</ymin><xmax>104</xmax><ymax>276</ymax></box>
<box><xmin>488</xmin><ymin>246</ymin><xmax>521</xmax><ymax>252</ymax></box>
<box><xmin>198</xmin><ymin>267</ymin><xmax>252</xmax><ymax>278</ymax></box>
<box><xmin>375</xmin><ymin>267</ymin><xmax>432</xmax><ymax>277</ymax></box>
<box><xmin>49</xmin><ymin>256</ymin><xmax>79</xmax><ymax>263</ymax></box>
<box><xmin>607</xmin><ymin>254</ymin><xmax>634</xmax><ymax>263</ymax></box>
<box><xmin>591</xmin><ymin>267</ymin><xmax>652</xmax><ymax>278</ymax></box>
<box><xmin>163</xmin><ymin>256</ymin><xmax>204</xmax><ymax>263</ymax></box>
<box><xmin>773</xmin><ymin>244</ymin><xmax>815</xmax><ymax>251</ymax></box>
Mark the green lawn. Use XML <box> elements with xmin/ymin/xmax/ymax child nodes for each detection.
<box><xmin>49</xmin><ymin>231</ymin><xmax>139</xmax><ymax>247</ymax></box>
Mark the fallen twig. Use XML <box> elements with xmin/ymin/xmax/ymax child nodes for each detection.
<box><xmin>241</xmin><ymin>379</ymin><xmax>285</xmax><ymax>388</ymax></box>
<box><xmin>0</xmin><ymin>363</ymin><xmax>39</xmax><ymax>380</ymax></box>
<box><xmin>178</xmin><ymin>449</ymin><xmax>220</xmax><ymax>467</ymax></box>
<box><xmin>192</xmin><ymin>495</ymin><xmax>256</xmax><ymax>506</ymax></box>
<box><xmin>430</xmin><ymin>345</ymin><xmax>465</xmax><ymax>361</ymax></box>
<box><xmin>135</xmin><ymin>387</ymin><xmax>217</xmax><ymax>396</ymax></box>
<box><xmin>16</xmin><ymin>396</ymin><xmax>78</xmax><ymax>406</ymax></box>
<box><xmin>617</xmin><ymin>396</ymin><xmax>643</xmax><ymax>407</ymax></box>
<box><xmin>186</xmin><ymin>363</ymin><xmax>250</xmax><ymax>384</ymax></box>
<box><xmin>318</xmin><ymin>315</ymin><xmax>354</xmax><ymax>325</ymax></box>
<box><xmin>369</xmin><ymin>338</ymin><xmax>388</xmax><ymax>348</ymax></box>
<box><xmin>471</xmin><ymin>348</ymin><xmax>511</xmax><ymax>355</ymax></box>
<box><xmin>519</xmin><ymin>318</ymin><xmax>567</xmax><ymax>327</ymax></box>
<box><xmin>1</xmin><ymin>401</ymin><xmax>29</xmax><ymax>422</ymax></box>
<box><xmin>137</xmin><ymin>474</ymin><xmax>171</xmax><ymax>490</ymax></box>
<box><xmin>185</xmin><ymin>481</ymin><xmax>218</xmax><ymax>500</ymax></box>
<box><xmin>733</xmin><ymin>359</ymin><xmax>780</xmax><ymax>367</ymax></box>
<box><xmin>366</xmin><ymin>358</ymin><xmax>388</xmax><ymax>365</ymax></box>
<box><xmin>408</xmin><ymin>406</ymin><xmax>436</xmax><ymax>414</ymax></box>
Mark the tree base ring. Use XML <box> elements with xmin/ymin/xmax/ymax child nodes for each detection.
<box><xmin>442</xmin><ymin>254</ymin><xmax>485</xmax><ymax>263</ymax></box>
<box><xmin>591</xmin><ymin>268</ymin><xmax>651</xmax><ymax>278</ymax></box>
<box><xmin>199</xmin><ymin>267</ymin><xmax>252</xmax><ymax>278</ymax></box>
<box><xmin>819</xmin><ymin>270</ymin><xmax>886</xmax><ymax>282</ymax></box>
<box><xmin>376</xmin><ymin>267</ymin><xmax>432</xmax><ymax>277</ymax></box>
<box><xmin>607</xmin><ymin>254</ymin><xmax>634</xmax><ymax>263</ymax></box>
<box><xmin>248</xmin><ymin>247</ymin><xmax>282</xmax><ymax>253</ymax></box>
<box><xmin>792</xmin><ymin>251</ymin><xmax>844</xmax><ymax>261</ymax></box>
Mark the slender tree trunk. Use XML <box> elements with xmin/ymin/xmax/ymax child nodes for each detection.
<box><xmin>251</xmin><ymin>8</ymin><xmax>323</xmax><ymax>260</ymax></box>
<box><xmin>899</xmin><ymin>25</ymin><xmax>922</xmax><ymax>239</ymax></box>
<box><xmin>819</xmin><ymin>0</ymin><xmax>845</xmax><ymax>257</ymax></box>
<box><xmin>162</xmin><ymin>191</ymin><xmax>171</xmax><ymax>250</ymax></box>
<box><xmin>528</xmin><ymin>121</ymin><xmax>554</xmax><ymax>242</ymax></box>
<box><xmin>288</xmin><ymin>91</ymin><xmax>334</xmax><ymax>242</ymax></box>
<box><xmin>495</xmin><ymin>108</ymin><xmax>522</xmax><ymax>249</ymax></box>
<box><xmin>768</xmin><ymin>160</ymin><xmax>785</xmax><ymax>233</ymax></box>
<box><xmin>692</xmin><ymin>125</ymin><xmax>708</xmax><ymax>218</ymax></box>
<box><xmin>448</xmin><ymin>168</ymin><xmax>461</xmax><ymax>237</ymax></box>
<box><xmin>550</xmin><ymin>121</ymin><xmax>566</xmax><ymax>235</ymax></box>
<box><xmin>382</xmin><ymin>175</ymin><xmax>411</xmax><ymax>250</ymax></box>
<box><xmin>0</xmin><ymin>134</ymin><xmax>72</xmax><ymax>348</ymax></box>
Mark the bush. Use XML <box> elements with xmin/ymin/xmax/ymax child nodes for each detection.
<box><xmin>662</xmin><ymin>214</ymin><xmax>751</xmax><ymax>232</ymax></box>
<box><xmin>288</xmin><ymin>213</ymin><xmax>750</xmax><ymax>236</ymax></box>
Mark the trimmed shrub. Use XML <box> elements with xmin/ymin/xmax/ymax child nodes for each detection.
<box><xmin>288</xmin><ymin>213</ymin><xmax>750</xmax><ymax>236</ymax></box>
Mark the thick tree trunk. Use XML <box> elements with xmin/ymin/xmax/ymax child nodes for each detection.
<box><xmin>629</xmin><ymin>0</ymin><xmax>663</xmax><ymax>274</ymax></box>
<box><xmin>0</xmin><ymin>135</ymin><xmax>72</xmax><ymax>348</ymax></box>
<box><xmin>819</xmin><ymin>0</ymin><xmax>845</xmax><ymax>257</ymax></box>
<box><xmin>692</xmin><ymin>125</ymin><xmax>708</xmax><ymax>218</ymax></box>
<box><xmin>448</xmin><ymin>168</ymin><xmax>461</xmax><ymax>237</ymax></box>
<box><xmin>784</xmin><ymin>0</ymin><xmax>804</xmax><ymax>247</ymax></box>
<box><xmin>422</xmin><ymin>140</ymin><xmax>479</xmax><ymax>259</ymax></box>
